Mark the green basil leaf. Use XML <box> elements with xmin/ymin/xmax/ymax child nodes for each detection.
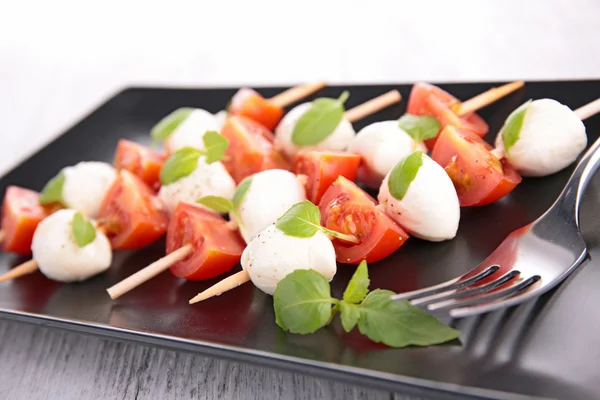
<box><xmin>197</xmin><ymin>196</ymin><xmax>234</xmax><ymax>213</ymax></box>
<box><xmin>275</xmin><ymin>200</ymin><xmax>322</xmax><ymax>238</ymax></box>
<box><xmin>357</xmin><ymin>289</ymin><xmax>460</xmax><ymax>347</ymax></box>
<box><xmin>202</xmin><ymin>131</ymin><xmax>229</xmax><ymax>164</ymax></box>
<box><xmin>39</xmin><ymin>171</ymin><xmax>66</xmax><ymax>206</ymax></box>
<box><xmin>273</xmin><ymin>269</ymin><xmax>336</xmax><ymax>334</ymax></box>
<box><xmin>501</xmin><ymin>99</ymin><xmax>531</xmax><ymax>152</ymax></box>
<box><xmin>232</xmin><ymin>176</ymin><xmax>253</xmax><ymax>210</ymax></box>
<box><xmin>160</xmin><ymin>147</ymin><xmax>203</xmax><ymax>185</ymax></box>
<box><xmin>151</xmin><ymin>107</ymin><xmax>194</xmax><ymax>146</ymax></box>
<box><xmin>398</xmin><ymin>114</ymin><xmax>440</xmax><ymax>141</ymax></box>
<box><xmin>291</xmin><ymin>91</ymin><xmax>350</xmax><ymax>146</ymax></box>
<box><xmin>340</xmin><ymin>302</ymin><xmax>360</xmax><ymax>332</ymax></box>
<box><xmin>388</xmin><ymin>151</ymin><xmax>424</xmax><ymax>200</ymax></box>
<box><xmin>343</xmin><ymin>260</ymin><xmax>370</xmax><ymax>304</ymax></box>
<box><xmin>71</xmin><ymin>212</ymin><xmax>96</xmax><ymax>248</ymax></box>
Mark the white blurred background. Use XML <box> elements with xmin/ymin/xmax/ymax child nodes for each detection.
<box><xmin>1</xmin><ymin>0</ymin><xmax>599</xmax><ymax>174</ymax></box>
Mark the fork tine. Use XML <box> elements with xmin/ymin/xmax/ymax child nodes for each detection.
<box><xmin>390</xmin><ymin>265</ymin><xmax>500</xmax><ymax>301</ymax></box>
<box><xmin>427</xmin><ymin>275</ymin><xmax>541</xmax><ymax>316</ymax></box>
<box><xmin>411</xmin><ymin>270</ymin><xmax>520</xmax><ymax>306</ymax></box>
<box><xmin>448</xmin><ymin>276</ymin><xmax>542</xmax><ymax>318</ymax></box>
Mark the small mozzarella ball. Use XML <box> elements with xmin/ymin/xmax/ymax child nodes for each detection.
<box><xmin>158</xmin><ymin>158</ymin><xmax>236</xmax><ymax>214</ymax></box>
<box><xmin>349</xmin><ymin>121</ymin><xmax>428</xmax><ymax>188</ymax></box>
<box><xmin>495</xmin><ymin>99</ymin><xmax>587</xmax><ymax>177</ymax></box>
<box><xmin>214</xmin><ymin>110</ymin><xmax>228</xmax><ymax>130</ymax></box>
<box><xmin>232</xmin><ymin>169</ymin><xmax>306</xmax><ymax>243</ymax></box>
<box><xmin>275</xmin><ymin>102</ymin><xmax>355</xmax><ymax>158</ymax></box>
<box><xmin>31</xmin><ymin>209</ymin><xmax>112</xmax><ymax>282</ymax></box>
<box><xmin>241</xmin><ymin>224</ymin><xmax>337</xmax><ymax>295</ymax></box>
<box><xmin>62</xmin><ymin>161</ymin><xmax>117</xmax><ymax>218</ymax></box>
<box><xmin>165</xmin><ymin>109</ymin><xmax>220</xmax><ymax>153</ymax></box>
<box><xmin>378</xmin><ymin>155</ymin><xmax>460</xmax><ymax>242</ymax></box>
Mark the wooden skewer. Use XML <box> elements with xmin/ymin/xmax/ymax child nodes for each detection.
<box><xmin>106</xmin><ymin>244</ymin><xmax>193</xmax><ymax>299</ymax></box>
<box><xmin>451</xmin><ymin>81</ymin><xmax>525</xmax><ymax>117</ymax></box>
<box><xmin>189</xmin><ymin>270</ymin><xmax>251</xmax><ymax>304</ymax></box>
<box><xmin>268</xmin><ymin>81</ymin><xmax>327</xmax><ymax>108</ymax></box>
<box><xmin>574</xmin><ymin>98</ymin><xmax>600</xmax><ymax>121</ymax></box>
<box><xmin>0</xmin><ymin>259</ymin><xmax>38</xmax><ymax>283</ymax></box>
<box><xmin>344</xmin><ymin>90</ymin><xmax>402</xmax><ymax>123</ymax></box>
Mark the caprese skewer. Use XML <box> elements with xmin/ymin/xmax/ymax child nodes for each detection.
<box><xmin>0</xmin><ymin>160</ymin><xmax>120</xmax><ymax>258</ymax></box>
<box><xmin>151</xmin><ymin>82</ymin><xmax>326</xmax><ymax>154</ymax></box>
<box><xmin>0</xmin><ymin>169</ymin><xmax>168</xmax><ymax>283</ymax></box>
<box><xmin>432</xmin><ymin>97</ymin><xmax>600</xmax><ymax>207</ymax></box>
<box><xmin>228</xmin><ymin>82</ymin><xmax>327</xmax><ymax>131</ymax></box>
<box><xmin>188</xmin><ymin>201</ymin><xmax>341</xmax><ymax>303</ymax></box>
<box><xmin>348</xmin><ymin>81</ymin><xmax>525</xmax><ymax>189</ymax></box>
<box><xmin>274</xmin><ymin>90</ymin><xmax>401</xmax><ymax>159</ymax></box>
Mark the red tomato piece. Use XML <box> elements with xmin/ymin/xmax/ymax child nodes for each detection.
<box><xmin>113</xmin><ymin>139</ymin><xmax>166</xmax><ymax>192</ymax></box>
<box><xmin>431</xmin><ymin>126</ymin><xmax>522</xmax><ymax>207</ymax></box>
<box><xmin>318</xmin><ymin>176</ymin><xmax>409</xmax><ymax>264</ymax></box>
<box><xmin>0</xmin><ymin>186</ymin><xmax>51</xmax><ymax>255</ymax></box>
<box><xmin>97</xmin><ymin>170</ymin><xmax>169</xmax><ymax>250</ymax></box>
<box><xmin>407</xmin><ymin>82</ymin><xmax>489</xmax><ymax>149</ymax></box>
<box><xmin>228</xmin><ymin>88</ymin><xmax>284</xmax><ymax>131</ymax></box>
<box><xmin>294</xmin><ymin>150</ymin><xmax>361</xmax><ymax>204</ymax></box>
<box><xmin>221</xmin><ymin>116</ymin><xmax>291</xmax><ymax>183</ymax></box>
<box><xmin>166</xmin><ymin>202</ymin><xmax>245</xmax><ymax>280</ymax></box>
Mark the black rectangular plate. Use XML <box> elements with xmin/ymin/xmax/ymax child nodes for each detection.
<box><xmin>1</xmin><ymin>81</ymin><xmax>599</xmax><ymax>400</ymax></box>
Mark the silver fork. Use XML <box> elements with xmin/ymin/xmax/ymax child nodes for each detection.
<box><xmin>391</xmin><ymin>100</ymin><xmax>600</xmax><ymax>318</ymax></box>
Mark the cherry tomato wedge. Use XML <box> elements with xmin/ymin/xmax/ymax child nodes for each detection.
<box><xmin>221</xmin><ymin>116</ymin><xmax>291</xmax><ymax>183</ymax></box>
<box><xmin>407</xmin><ymin>82</ymin><xmax>489</xmax><ymax>149</ymax></box>
<box><xmin>113</xmin><ymin>139</ymin><xmax>166</xmax><ymax>192</ymax></box>
<box><xmin>228</xmin><ymin>88</ymin><xmax>284</xmax><ymax>131</ymax></box>
<box><xmin>166</xmin><ymin>202</ymin><xmax>245</xmax><ymax>280</ymax></box>
<box><xmin>97</xmin><ymin>170</ymin><xmax>169</xmax><ymax>250</ymax></box>
<box><xmin>294</xmin><ymin>150</ymin><xmax>361</xmax><ymax>204</ymax></box>
<box><xmin>1</xmin><ymin>186</ymin><xmax>51</xmax><ymax>255</ymax></box>
<box><xmin>318</xmin><ymin>176</ymin><xmax>409</xmax><ymax>264</ymax></box>
<box><xmin>431</xmin><ymin>126</ymin><xmax>522</xmax><ymax>207</ymax></box>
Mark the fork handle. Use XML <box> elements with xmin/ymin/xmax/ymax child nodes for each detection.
<box><xmin>554</xmin><ymin>117</ymin><xmax>600</xmax><ymax>225</ymax></box>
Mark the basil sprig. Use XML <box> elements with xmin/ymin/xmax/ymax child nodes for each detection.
<box><xmin>273</xmin><ymin>260</ymin><xmax>461</xmax><ymax>347</ymax></box>
<box><xmin>291</xmin><ymin>91</ymin><xmax>350</xmax><ymax>146</ymax></box>
<box><xmin>275</xmin><ymin>201</ymin><xmax>358</xmax><ymax>243</ymax></box>
<box><xmin>71</xmin><ymin>212</ymin><xmax>96</xmax><ymax>248</ymax></box>
<box><xmin>39</xmin><ymin>170</ymin><xmax>67</xmax><ymax>206</ymax></box>
<box><xmin>398</xmin><ymin>114</ymin><xmax>440</xmax><ymax>141</ymax></box>
<box><xmin>388</xmin><ymin>151</ymin><xmax>424</xmax><ymax>200</ymax></box>
<box><xmin>159</xmin><ymin>132</ymin><xmax>229</xmax><ymax>185</ymax></box>
<box><xmin>501</xmin><ymin>100</ymin><xmax>532</xmax><ymax>152</ymax></box>
<box><xmin>151</xmin><ymin>107</ymin><xmax>194</xmax><ymax>146</ymax></box>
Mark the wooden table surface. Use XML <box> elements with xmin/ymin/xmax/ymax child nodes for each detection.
<box><xmin>1</xmin><ymin>1</ymin><xmax>599</xmax><ymax>398</ymax></box>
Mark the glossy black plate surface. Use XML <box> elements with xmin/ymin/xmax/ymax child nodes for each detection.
<box><xmin>1</xmin><ymin>81</ymin><xmax>599</xmax><ymax>400</ymax></box>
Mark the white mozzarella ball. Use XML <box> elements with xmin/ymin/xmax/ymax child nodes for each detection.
<box><xmin>31</xmin><ymin>209</ymin><xmax>112</xmax><ymax>282</ymax></box>
<box><xmin>241</xmin><ymin>224</ymin><xmax>337</xmax><ymax>295</ymax></box>
<box><xmin>165</xmin><ymin>109</ymin><xmax>220</xmax><ymax>153</ymax></box>
<box><xmin>275</xmin><ymin>102</ymin><xmax>355</xmax><ymax>158</ymax></box>
<box><xmin>62</xmin><ymin>161</ymin><xmax>117</xmax><ymax>218</ymax></box>
<box><xmin>158</xmin><ymin>158</ymin><xmax>236</xmax><ymax>214</ymax></box>
<box><xmin>232</xmin><ymin>169</ymin><xmax>306</xmax><ymax>243</ymax></box>
<box><xmin>213</xmin><ymin>110</ymin><xmax>228</xmax><ymax>130</ymax></box>
<box><xmin>495</xmin><ymin>99</ymin><xmax>587</xmax><ymax>177</ymax></box>
<box><xmin>378</xmin><ymin>155</ymin><xmax>460</xmax><ymax>242</ymax></box>
<box><xmin>349</xmin><ymin>120</ymin><xmax>428</xmax><ymax>188</ymax></box>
